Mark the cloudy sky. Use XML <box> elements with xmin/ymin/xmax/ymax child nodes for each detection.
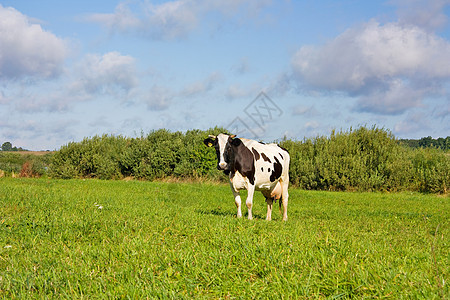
<box><xmin>0</xmin><ymin>0</ymin><xmax>449</xmax><ymax>150</ymax></box>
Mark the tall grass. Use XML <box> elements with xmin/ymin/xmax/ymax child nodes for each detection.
<box><xmin>1</xmin><ymin>178</ymin><xmax>448</xmax><ymax>298</ymax></box>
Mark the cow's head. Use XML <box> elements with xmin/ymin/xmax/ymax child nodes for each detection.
<box><xmin>204</xmin><ymin>133</ymin><xmax>238</xmax><ymax>172</ymax></box>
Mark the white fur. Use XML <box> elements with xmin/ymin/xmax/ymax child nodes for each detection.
<box><xmin>217</xmin><ymin>133</ymin><xmax>229</xmax><ymax>169</ymax></box>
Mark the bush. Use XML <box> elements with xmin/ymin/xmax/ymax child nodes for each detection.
<box><xmin>50</xmin><ymin>128</ymin><xmax>228</xmax><ymax>182</ymax></box>
<box><xmin>411</xmin><ymin>148</ymin><xmax>449</xmax><ymax>193</ymax></box>
<box><xmin>49</xmin><ymin>135</ymin><xmax>126</xmax><ymax>179</ymax></box>
<box><xmin>281</xmin><ymin>126</ymin><xmax>448</xmax><ymax>193</ymax></box>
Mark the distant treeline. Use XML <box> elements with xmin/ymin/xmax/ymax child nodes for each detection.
<box><xmin>1</xmin><ymin>126</ymin><xmax>448</xmax><ymax>193</ymax></box>
<box><xmin>399</xmin><ymin>136</ymin><xmax>450</xmax><ymax>150</ymax></box>
<box><xmin>1</xmin><ymin>142</ymin><xmax>26</xmax><ymax>152</ymax></box>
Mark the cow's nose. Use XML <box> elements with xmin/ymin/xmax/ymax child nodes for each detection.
<box><xmin>218</xmin><ymin>162</ymin><xmax>227</xmax><ymax>169</ymax></box>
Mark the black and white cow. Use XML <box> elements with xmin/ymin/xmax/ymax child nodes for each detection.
<box><xmin>204</xmin><ymin>133</ymin><xmax>290</xmax><ymax>221</ymax></box>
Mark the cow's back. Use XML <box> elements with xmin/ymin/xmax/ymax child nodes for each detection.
<box><xmin>240</xmin><ymin>139</ymin><xmax>290</xmax><ymax>189</ymax></box>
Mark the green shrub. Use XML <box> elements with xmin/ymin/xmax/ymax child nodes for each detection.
<box><xmin>281</xmin><ymin>126</ymin><xmax>448</xmax><ymax>193</ymax></box>
<box><xmin>411</xmin><ymin>148</ymin><xmax>449</xmax><ymax>193</ymax></box>
<box><xmin>50</xmin><ymin>128</ymin><xmax>227</xmax><ymax>181</ymax></box>
<box><xmin>0</xmin><ymin>152</ymin><xmax>24</xmax><ymax>174</ymax></box>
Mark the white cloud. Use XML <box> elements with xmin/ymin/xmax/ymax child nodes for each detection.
<box><xmin>86</xmin><ymin>3</ymin><xmax>141</xmax><ymax>34</ymax></box>
<box><xmin>394</xmin><ymin>0</ymin><xmax>450</xmax><ymax>31</ymax></box>
<box><xmin>181</xmin><ymin>72</ymin><xmax>222</xmax><ymax>97</ymax></box>
<box><xmin>355</xmin><ymin>78</ymin><xmax>431</xmax><ymax>114</ymax></box>
<box><xmin>70</xmin><ymin>52</ymin><xmax>137</xmax><ymax>95</ymax></box>
<box><xmin>1</xmin><ymin>51</ymin><xmax>138</xmax><ymax>114</ymax></box>
<box><xmin>14</xmin><ymin>92</ymin><xmax>70</xmax><ymax>113</ymax></box>
<box><xmin>304</xmin><ymin>121</ymin><xmax>319</xmax><ymax>130</ymax></box>
<box><xmin>85</xmin><ymin>0</ymin><xmax>273</xmax><ymax>40</ymax></box>
<box><xmin>292</xmin><ymin>105</ymin><xmax>317</xmax><ymax>116</ymax></box>
<box><xmin>145</xmin><ymin>0</ymin><xmax>199</xmax><ymax>39</ymax></box>
<box><xmin>0</xmin><ymin>5</ymin><xmax>67</xmax><ymax>79</ymax></box>
<box><xmin>87</xmin><ymin>0</ymin><xmax>198</xmax><ymax>39</ymax></box>
<box><xmin>0</xmin><ymin>90</ymin><xmax>8</xmax><ymax>104</ymax></box>
<box><xmin>394</xmin><ymin>112</ymin><xmax>430</xmax><ymax>136</ymax></box>
<box><xmin>292</xmin><ymin>20</ymin><xmax>450</xmax><ymax>115</ymax></box>
<box><xmin>432</xmin><ymin>103</ymin><xmax>450</xmax><ymax>119</ymax></box>
<box><xmin>231</xmin><ymin>57</ymin><xmax>250</xmax><ymax>75</ymax></box>
<box><xmin>144</xmin><ymin>85</ymin><xmax>173</xmax><ymax>111</ymax></box>
<box><xmin>225</xmin><ymin>84</ymin><xmax>256</xmax><ymax>100</ymax></box>
<box><xmin>0</xmin><ymin>117</ymin><xmax>79</xmax><ymax>150</ymax></box>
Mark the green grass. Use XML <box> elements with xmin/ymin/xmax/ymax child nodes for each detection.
<box><xmin>0</xmin><ymin>178</ymin><xmax>448</xmax><ymax>299</ymax></box>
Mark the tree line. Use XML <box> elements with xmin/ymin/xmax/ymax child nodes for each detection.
<box><xmin>399</xmin><ymin>136</ymin><xmax>450</xmax><ymax>150</ymax></box>
<box><xmin>1</xmin><ymin>142</ymin><xmax>26</xmax><ymax>152</ymax></box>
<box><xmin>1</xmin><ymin>127</ymin><xmax>448</xmax><ymax>193</ymax></box>
<box><xmin>2</xmin><ymin>135</ymin><xmax>448</xmax><ymax>153</ymax></box>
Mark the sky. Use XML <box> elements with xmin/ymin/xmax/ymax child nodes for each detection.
<box><xmin>0</xmin><ymin>0</ymin><xmax>449</xmax><ymax>150</ymax></box>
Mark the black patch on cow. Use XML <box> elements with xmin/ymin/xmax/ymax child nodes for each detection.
<box><xmin>261</xmin><ymin>153</ymin><xmax>271</xmax><ymax>163</ymax></box>
<box><xmin>230</xmin><ymin>138</ymin><xmax>255</xmax><ymax>185</ymax></box>
<box><xmin>261</xmin><ymin>167</ymin><xmax>264</xmax><ymax>172</ymax></box>
<box><xmin>268</xmin><ymin>167</ymin><xmax>270</xmax><ymax>172</ymax></box>
<box><xmin>252</xmin><ymin>148</ymin><xmax>260</xmax><ymax>161</ymax></box>
<box><xmin>279</xmin><ymin>153</ymin><xmax>283</xmax><ymax>159</ymax></box>
<box><xmin>270</xmin><ymin>156</ymin><xmax>283</xmax><ymax>182</ymax></box>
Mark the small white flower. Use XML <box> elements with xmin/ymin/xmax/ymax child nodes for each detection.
<box><xmin>98</xmin><ymin>206</ymin><xmax>103</xmax><ymax>210</ymax></box>
<box><xmin>4</xmin><ymin>245</ymin><xmax>12</xmax><ymax>249</ymax></box>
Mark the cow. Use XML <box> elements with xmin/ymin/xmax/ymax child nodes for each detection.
<box><xmin>204</xmin><ymin>133</ymin><xmax>290</xmax><ymax>221</ymax></box>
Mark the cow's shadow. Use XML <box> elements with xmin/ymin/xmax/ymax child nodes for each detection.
<box><xmin>196</xmin><ymin>208</ymin><xmax>233</xmax><ymax>217</ymax></box>
<box><xmin>196</xmin><ymin>208</ymin><xmax>265</xmax><ymax>219</ymax></box>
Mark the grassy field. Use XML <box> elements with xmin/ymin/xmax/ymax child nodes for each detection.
<box><xmin>0</xmin><ymin>178</ymin><xmax>448</xmax><ymax>299</ymax></box>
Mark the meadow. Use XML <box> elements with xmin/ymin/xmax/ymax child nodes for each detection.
<box><xmin>0</xmin><ymin>178</ymin><xmax>448</xmax><ymax>299</ymax></box>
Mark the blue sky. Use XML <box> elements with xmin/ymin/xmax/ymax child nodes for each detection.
<box><xmin>0</xmin><ymin>0</ymin><xmax>449</xmax><ymax>150</ymax></box>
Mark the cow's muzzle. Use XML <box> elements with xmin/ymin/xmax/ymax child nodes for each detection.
<box><xmin>218</xmin><ymin>162</ymin><xmax>227</xmax><ymax>170</ymax></box>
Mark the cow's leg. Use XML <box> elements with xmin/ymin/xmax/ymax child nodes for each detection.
<box><xmin>229</xmin><ymin>181</ymin><xmax>242</xmax><ymax>218</ymax></box>
<box><xmin>233</xmin><ymin>190</ymin><xmax>242</xmax><ymax>218</ymax></box>
<box><xmin>246</xmin><ymin>185</ymin><xmax>255</xmax><ymax>220</ymax></box>
<box><xmin>280</xmin><ymin>181</ymin><xmax>289</xmax><ymax>221</ymax></box>
<box><xmin>265</xmin><ymin>197</ymin><xmax>273</xmax><ymax>221</ymax></box>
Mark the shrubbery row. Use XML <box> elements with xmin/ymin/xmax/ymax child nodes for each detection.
<box><xmin>280</xmin><ymin>127</ymin><xmax>448</xmax><ymax>193</ymax></box>
<box><xmin>49</xmin><ymin>128</ymin><xmax>223</xmax><ymax>181</ymax></box>
<box><xmin>2</xmin><ymin>126</ymin><xmax>448</xmax><ymax>193</ymax></box>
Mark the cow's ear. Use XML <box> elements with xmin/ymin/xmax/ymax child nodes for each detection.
<box><xmin>231</xmin><ymin>137</ymin><xmax>241</xmax><ymax>146</ymax></box>
<box><xmin>203</xmin><ymin>138</ymin><xmax>215</xmax><ymax>147</ymax></box>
